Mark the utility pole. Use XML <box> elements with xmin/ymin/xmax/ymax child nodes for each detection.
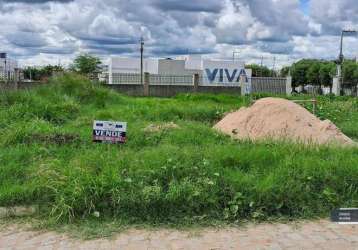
<box><xmin>272</xmin><ymin>56</ymin><xmax>276</xmax><ymax>77</ymax></box>
<box><xmin>337</xmin><ymin>30</ymin><xmax>357</xmax><ymax>76</ymax></box>
<box><xmin>140</xmin><ymin>37</ymin><xmax>144</xmax><ymax>85</ymax></box>
<box><xmin>336</xmin><ymin>30</ymin><xmax>357</xmax><ymax>95</ymax></box>
<box><xmin>4</xmin><ymin>58</ymin><xmax>7</xmax><ymax>83</ymax></box>
<box><xmin>260</xmin><ymin>56</ymin><xmax>263</xmax><ymax>77</ymax></box>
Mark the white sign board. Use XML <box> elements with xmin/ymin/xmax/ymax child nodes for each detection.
<box><xmin>202</xmin><ymin>60</ymin><xmax>251</xmax><ymax>88</ymax></box>
<box><xmin>93</xmin><ymin>120</ymin><xmax>127</xmax><ymax>144</ymax></box>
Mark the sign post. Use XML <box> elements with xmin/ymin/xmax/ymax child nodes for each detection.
<box><xmin>202</xmin><ymin>60</ymin><xmax>251</xmax><ymax>89</ymax></box>
<box><xmin>93</xmin><ymin>121</ymin><xmax>127</xmax><ymax>144</ymax></box>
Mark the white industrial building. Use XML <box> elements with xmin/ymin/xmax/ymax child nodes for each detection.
<box><xmin>108</xmin><ymin>55</ymin><xmax>204</xmax><ymax>75</ymax></box>
<box><xmin>0</xmin><ymin>53</ymin><xmax>18</xmax><ymax>80</ymax></box>
<box><xmin>106</xmin><ymin>55</ymin><xmax>249</xmax><ymax>85</ymax></box>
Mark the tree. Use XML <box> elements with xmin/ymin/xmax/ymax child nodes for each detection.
<box><xmin>291</xmin><ymin>61</ymin><xmax>309</xmax><ymax>88</ymax></box>
<box><xmin>71</xmin><ymin>54</ymin><xmax>101</xmax><ymax>75</ymax></box>
<box><xmin>245</xmin><ymin>64</ymin><xmax>274</xmax><ymax>77</ymax></box>
<box><xmin>342</xmin><ymin>60</ymin><xmax>358</xmax><ymax>85</ymax></box>
<box><xmin>23</xmin><ymin>67</ymin><xmax>41</xmax><ymax>81</ymax></box>
<box><xmin>280</xmin><ymin>66</ymin><xmax>291</xmax><ymax>77</ymax></box>
<box><xmin>306</xmin><ymin>62</ymin><xmax>321</xmax><ymax>86</ymax></box>
<box><xmin>319</xmin><ymin>63</ymin><xmax>335</xmax><ymax>87</ymax></box>
<box><xmin>353</xmin><ymin>67</ymin><xmax>358</xmax><ymax>85</ymax></box>
<box><xmin>290</xmin><ymin>59</ymin><xmax>325</xmax><ymax>88</ymax></box>
<box><xmin>42</xmin><ymin>65</ymin><xmax>64</xmax><ymax>77</ymax></box>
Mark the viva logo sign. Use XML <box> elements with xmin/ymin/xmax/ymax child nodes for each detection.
<box><xmin>205</xmin><ymin>68</ymin><xmax>248</xmax><ymax>83</ymax></box>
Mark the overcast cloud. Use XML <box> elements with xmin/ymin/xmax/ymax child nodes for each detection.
<box><xmin>0</xmin><ymin>0</ymin><xmax>357</xmax><ymax>66</ymax></box>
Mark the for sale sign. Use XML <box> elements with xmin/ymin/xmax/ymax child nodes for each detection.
<box><xmin>93</xmin><ymin>120</ymin><xmax>127</xmax><ymax>144</ymax></box>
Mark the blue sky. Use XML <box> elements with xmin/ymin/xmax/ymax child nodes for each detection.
<box><xmin>0</xmin><ymin>0</ymin><xmax>357</xmax><ymax>66</ymax></box>
<box><xmin>300</xmin><ymin>0</ymin><xmax>310</xmax><ymax>14</ymax></box>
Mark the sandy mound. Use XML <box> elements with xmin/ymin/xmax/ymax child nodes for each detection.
<box><xmin>214</xmin><ymin>98</ymin><xmax>355</xmax><ymax>146</ymax></box>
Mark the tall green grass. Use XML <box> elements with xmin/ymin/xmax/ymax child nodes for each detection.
<box><xmin>0</xmin><ymin>74</ymin><xmax>357</xmax><ymax>226</ymax></box>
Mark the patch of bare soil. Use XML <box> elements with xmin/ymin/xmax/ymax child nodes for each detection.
<box><xmin>144</xmin><ymin>122</ymin><xmax>180</xmax><ymax>133</ymax></box>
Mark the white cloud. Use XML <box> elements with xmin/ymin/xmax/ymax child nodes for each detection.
<box><xmin>292</xmin><ymin>35</ymin><xmax>358</xmax><ymax>59</ymax></box>
<box><xmin>310</xmin><ymin>0</ymin><xmax>358</xmax><ymax>33</ymax></box>
<box><xmin>0</xmin><ymin>0</ymin><xmax>357</xmax><ymax>66</ymax></box>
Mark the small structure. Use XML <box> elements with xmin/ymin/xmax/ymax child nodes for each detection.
<box><xmin>0</xmin><ymin>53</ymin><xmax>18</xmax><ymax>82</ymax></box>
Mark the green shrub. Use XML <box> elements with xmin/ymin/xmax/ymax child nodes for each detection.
<box><xmin>49</xmin><ymin>73</ymin><xmax>124</xmax><ymax>107</ymax></box>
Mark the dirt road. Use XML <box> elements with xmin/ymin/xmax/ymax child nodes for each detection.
<box><xmin>1</xmin><ymin>220</ymin><xmax>357</xmax><ymax>250</ymax></box>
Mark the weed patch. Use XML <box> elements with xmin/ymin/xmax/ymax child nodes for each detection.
<box><xmin>25</xmin><ymin>133</ymin><xmax>81</xmax><ymax>145</ymax></box>
<box><xmin>0</xmin><ymin>75</ymin><xmax>357</xmax><ymax>229</ymax></box>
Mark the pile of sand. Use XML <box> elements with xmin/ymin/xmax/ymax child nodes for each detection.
<box><xmin>214</xmin><ymin>98</ymin><xmax>355</xmax><ymax>146</ymax></box>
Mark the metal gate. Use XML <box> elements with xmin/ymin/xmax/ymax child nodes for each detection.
<box><xmin>251</xmin><ymin>77</ymin><xmax>287</xmax><ymax>94</ymax></box>
<box><xmin>342</xmin><ymin>83</ymin><xmax>358</xmax><ymax>96</ymax></box>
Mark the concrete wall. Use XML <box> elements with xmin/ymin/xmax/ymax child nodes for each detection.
<box><xmin>0</xmin><ymin>82</ymin><xmax>42</xmax><ymax>91</ymax></box>
<box><xmin>106</xmin><ymin>74</ymin><xmax>290</xmax><ymax>97</ymax></box>
<box><xmin>198</xmin><ymin>86</ymin><xmax>242</xmax><ymax>95</ymax></box>
<box><xmin>149</xmin><ymin>85</ymin><xmax>194</xmax><ymax>97</ymax></box>
<box><xmin>105</xmin><ymin>84</ymin><xmax>147</xmax><ymax>96</ymax></box>
<box><xmin>0</xmin><ymin>78</ymin><xmax>283</xmax><ymax>98</ymax></box>
<box><xmin>332</xmin><ymin>77</ymin><xmax>341</xmax><ymax>96</ymax></box>
<box><xmin>105</xmin><ymin>83</ymin><xmax>241</xmax><ymax>97</ymax></box>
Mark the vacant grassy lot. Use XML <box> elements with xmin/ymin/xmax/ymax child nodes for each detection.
<box><xmin>0</xmin><ymin>74</ymin><xmax>357</xmax><ymax>228</ymax></box>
